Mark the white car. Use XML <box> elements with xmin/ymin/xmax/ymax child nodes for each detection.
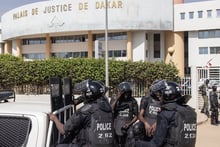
<box><xmin>0</xmin><ymin>94</ymin><xmax>73</xmax><ymax>147</ymax></box>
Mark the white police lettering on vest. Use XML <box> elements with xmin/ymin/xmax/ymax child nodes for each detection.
<box><xmin>119</xmin><ymin>108</ymin><xmax>129</xmax><ymax>117</ymax></box>
<box><xmin>183</xmin><ymin>123</ymin><xmax>196</xmax><ymax>139</ymax></box>
<box><xmin>149</xmin><ymin>105</ymin><xmax>161</xmax><ymax>115</ymax></box>
<box><xmin>183</xmin><ymin>123</ymin><xmax>196</xmax><ymax>131</ymax></box>
<box><xmin>98</xmin><ymin>132</ymin><xmax>113</xmax><ymax>139</ymax></box>
<box><xmin>97</xmin><ymin>122</ymin><xmax>112</xmax><ymax>131</ymax></box>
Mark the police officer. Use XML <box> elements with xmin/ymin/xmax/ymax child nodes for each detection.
<box><xmin>110</xmin><ymin>81</ymin><xmax>138</xmax><ymax>147</ymax></box>
<box><xmin>126</xmin><ymin>80</ymin><xmax>163</xmax><ymax>146</ymax></box>
<box><xmin>199</xmin><ymin>79</ymin><xmax>210</xmax><ymax>117</ymax></box>
<box><xmin>50</xmin><ymin>79</ymin><xmax>114</xmax><ymax>147</ymax></box>
<box><xmin>136</xmin><ymin>80</ymin><xmax>197</xmax><ymax>147</ymax></box>
<box><xmin>209</xmin><ymin>85</ymin><xmax>219</xmax><ymax>125</ymax></box>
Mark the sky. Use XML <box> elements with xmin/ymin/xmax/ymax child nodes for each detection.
<box><xmin>0</xmin><ymin>0</ymin><xmax>213</xmax><ymax>21</ymax></box>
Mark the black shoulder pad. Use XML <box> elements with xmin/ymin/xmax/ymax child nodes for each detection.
<box><xmin>80</xmin><ymin>104</ymin><xmax>93</xmax><ymax>113</ymax></box>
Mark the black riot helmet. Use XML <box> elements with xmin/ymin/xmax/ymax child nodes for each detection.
<box><xmin>212</xmin><ymin>85</ymin><xmax>217</xmax><ymax>92</ymax></box>
<box><xmin>118</xmin><ymin>82</ymin><xmax>132</xmax><ymax>97</ymax></box>
<box><xmin>162</xmin><ymin>81</ymin><xmax>182</xmax><ymax>103</ymax></box>
<box><xmin>96</xmin><ymin>80</ymin><xmax>108</xmax><ymax>95</ymax></box>
<box><xmin>76</xmin><ymin>79</ymin><xmax>105</xmax><ymax>103</ymax></box>
<box><xmin>150</xmin><ymin>80</ymin><xmax>166</xmax><ymax>100</ymax></box>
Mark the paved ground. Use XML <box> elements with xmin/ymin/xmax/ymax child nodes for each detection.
<box><xmin>196</xmin><ymin>111</ymin><xmax>220</xmax><ymax>147</ymax></box>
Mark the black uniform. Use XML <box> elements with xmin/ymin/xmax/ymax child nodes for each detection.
<box><xmin>136</xmin><ymin>102</ymin><xmax>197</xmax><ymax>147</ymax></box>
<box><xmin>141</xmin><ymin>96</ymin><xmax>161</xmax><ymax>126</ymax></box>
<box><xmin>111</xmin><ymin>96</ymin><xmax>138</xmax><ymax>147</ymax></box>
<box><xmin>54</xmin><ymin>79</ymin><xmax>114</xmax><ymax>147</ymax></box>
<box><xmin>136</xmin><ymin>81</ymin><xmax>197</xmax><ymax>147</ymax></box>
<box><xmin>209</xmin><ymin>86</ymin><xmax>219</xmax><ymax>125</ymax></box>
<box><xmin>63</xmin><ymin>97</ymin><xmax>113</xmax><ymax>147</ymax></box>
<box><xmin>132</xmin><ymin>96</ymin><xmax>161</xmax><ymax>141</ymax></box>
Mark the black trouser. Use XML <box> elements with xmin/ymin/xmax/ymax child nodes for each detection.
<box><xmin>114</xmin><ymin>125</ymin><xmax>135</xmax><ymax>147</ymax></box>
<box><xmin>211</xmin><ymin>108</ymin><xmax>219</xmax><ymax>124</ymax></box>
<box><xmin>133</xmin><ymin>122</ymin><xmax>153</xmax><ymax>141</ymax></box>
<box><xmin>114</xmin><ymin>134</ymin><xmax>127</xmax><ymax>147</ymax></box>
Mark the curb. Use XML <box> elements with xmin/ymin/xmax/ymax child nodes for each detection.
<box><xmin>197</xmin><ymin>118</ymin><xmax>208</xmax><ymax>125</ymax></box>
<box><xmin>196</xmin><ymin>113</ymin><xmax>209</xmax><ymax>126</ymax></box>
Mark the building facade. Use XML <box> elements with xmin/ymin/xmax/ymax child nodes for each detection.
<box><xmin>0</xmin><ymin>0</ymin><xmax>184</xmax><ymax>74</ymax></box>
<box><xmin>174</xmin><ymin>0</ymin><xmax>220</xmax><ymax>108</ymax></box>
<box><xmin>1</xmin><ymin>0</ymin><xmax>220</xmax><ymax>108</ymax></box>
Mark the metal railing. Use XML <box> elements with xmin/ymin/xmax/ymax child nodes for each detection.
<box><xmin>180</xmin><ymin>77</ymin><xmax>191</xmax><ymax>96</ymax></box>
<box><xmin>46</xmin><ymin>105</ymin><xmax>74</xmax><ymax>147</ymax></box>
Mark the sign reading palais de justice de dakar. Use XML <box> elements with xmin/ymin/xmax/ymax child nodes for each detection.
<box><xmin>12</xmin><ymin>1</ymin><xmax>123</xmax><ymax>20</ymax></box>
<box><xmin>1</xmin><ymin>0</ymin><xmax>173</xmax><ymax>40</ymax></box>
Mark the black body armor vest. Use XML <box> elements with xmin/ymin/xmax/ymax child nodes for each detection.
<box><xmin>163</xmin><ymin>104</ymin><xmax>197</xmax><ymax>147</ymax></box>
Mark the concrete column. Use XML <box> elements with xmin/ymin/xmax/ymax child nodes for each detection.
<box><xmin>16</xmin><ymin>39</ymin><xmax>22</xmax><ymax>57</ymax></box>
<box><xmin>165</xmin><ymin>31</ymin><xmax>185</xmax><ymax>78</ymax></box>
<box><xmin>88</xmin><ymin>31</ymin><xmax>93</xmax><ymax>58</ymax></box>
<box><xmin>165</xmin><ymin>31</ymin><xmax>173</xmax><ymax>64</ymax></box>
<box><xmin>127</xmin><ymin>31</ymin><xmax>132</xmax><ymax>61</ymax></box>
<box><xmin>45</xmin><ymin>33</ymin><xmax>51</xmax><ymax>59</ymax></box>
<box><xmin>4</xmin><ymin>40</ymin><xmax>12</xmax><ymax>54</ymax></box>
<box><xmin>189</xmin><ymin>66</ymin><xmax>198</xmax><ymax>109</ymax></box>
<box><xmin>174</xmin><ymin>32</ymin><xmax>184</xmax><ymax>78</ymax></box>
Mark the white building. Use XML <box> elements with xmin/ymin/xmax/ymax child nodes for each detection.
<box><xmin>0</xmin><ymin>0</ymin><xmax>220</xmax><ymax>109</ymax></box>
<box><xmin>175</xmin><ymin>0</ymin><xmax>220</xmax><ymax>108</ymax></box>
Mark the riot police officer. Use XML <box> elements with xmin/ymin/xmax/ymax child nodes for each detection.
<box><xmin>209</xmin><ymin>85</ymin><xmax>219</xmax><ymax>125</ymax></box>
<box><xmin>126</xmin><ymin>80</ymin><xmax>163</xmax><ymax>146</ymax></box>
<box><xmin>110</xmin><ymin>81</ymin><xmax>138</xmax><ymax>147</ymax></box>
<box><xmin>136</xmin><ymin>80</ymin><xmax>197</xmax><ymax>147</ymax></box>
<box><xmin>50</xmin><ymin>79</ymin><xmax>114</xmax><ymax>147</ymax></box>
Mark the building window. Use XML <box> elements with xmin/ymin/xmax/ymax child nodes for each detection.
<box><xmin>189</xmin><ymin>12</ymin><xmax>194</xmax><ymax>19</ymax></box>
<box><xmin>209</xmin><ymin>30</ymin><xmax>215</xmax><ymax>38</ymax></box>
<box><xmin>198</xmin><ymin>11</ymin><xmax>203</xmax><ymax>18</ymax></box>
<box><xmin>216</xmin><ymin>9</ymin><xmax>220</xmax><ymax>17</ymax></box>
<box><xmin>93</xmin><ymin>32</ymin><xmax>127</xmax><ymax>41</ymax></box>
<box><xmin>198</xmin><ymin>31</ymin><xmax>208</xmax><ymax>38</ymax></box>
<box><xmin>22</xmin><ymin>38</ymin><xmax>46</xmax><ymax>45</ymax></box>
<box><xmin>180</xmin><ymin>12</ymin><xmax>185</xmax><ymax>20</ymax></box>
<box><xmin>207</xmin><ymin>10</ymin><xmax>212</xmax><ymax>18</ymax></box>
<box><xmin>51</xmin><ymin>35</ymin><xmax>88</xmax><ymax>44</ymax></box>
<box><xmin>22</xmin><ymin>53</ymin><xmax>45</xmax><ymax>60</ymax></box>
<box><xmin>109</xmin><ymin>32</ymin><xmax>127</xmax><ymax>40</ymax></box>
<box><xmin>153</xmin><ymin>34</ymin><xmax>161</xmax><ymax>58</ymax></box>
<box><xmin>145</xmin><ymin>34</ymin><xmax>148</xmax><ymax>40</ymax></box>
<box><xmin>199</xmin><ymin>30</ymin><xmax>220</xmax><ymax>38</ymax></box>
<box><xmin>109</xmin><ymin>50</ymin><xmax>126</xmax><ymax>58</ymax></box>
<box><xmin>216</xmin><ymin>30</ymin><xmax>220</xmax><ymax>37</ymax></box>
<box><xmin>51</xmin><ymin>52</ymin><xmax>88</xmax><ymax>58</ymax></box>
<box><xmin>210</xmin><ymin>47</ymin><xmax>220</xmax><ymax>54</ymax></box>
<box><xmin>199</xmin><ymin>47</ymin><xmax>208</xmax><ymax>54</ymax></box>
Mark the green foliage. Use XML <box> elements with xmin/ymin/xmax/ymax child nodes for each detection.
<box><xmin>0</xmin><ymin>54</ymin><xmax>180</xmax><ymax>93</ymax></box>
<box><xmin>0</xmin><ymin>54</ymin><xmax>22</xmax><ymax>62</ymax></box>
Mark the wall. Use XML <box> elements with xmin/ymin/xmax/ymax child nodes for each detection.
<box><xmin>174</xmin><ymin>0</ymin><xmax>220</xmax><ymax>31</ymax></box>
<box><xmin>1</xmin><ymin>0</ymin><xmax>173</xmax><ymax>40</ymax></box>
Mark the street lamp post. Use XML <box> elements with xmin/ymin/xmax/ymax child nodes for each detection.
<box><xmin>105</xmin><ymin>0</ymin><xmax>109</xmax><ymax>96</ymax></box>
